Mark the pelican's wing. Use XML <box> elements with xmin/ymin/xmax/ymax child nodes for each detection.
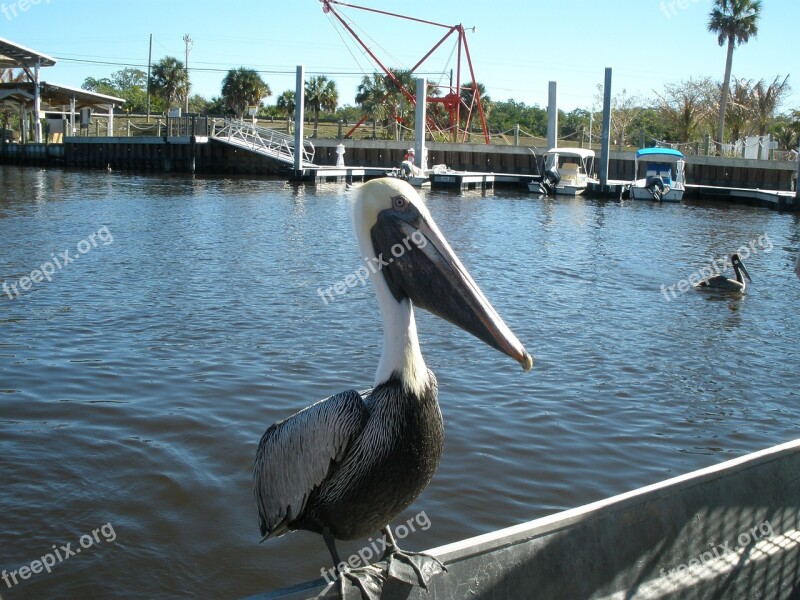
<box><xmin>253</xmin><ymin>389</ymin><xmax>369</xmax><ymax>540</ymax></box>
<box><xmin>695</xmin><ymin>274</ymin><xmax>725</xmax><ymax>288</ymax></box>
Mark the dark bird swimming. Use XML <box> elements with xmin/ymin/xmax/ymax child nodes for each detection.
<box><xmin>253</xmin><ymin>177</ymin><xmax>532</xmax><ymax>599</ymax></box>
<box><xmin>694</xmin><ymin>253</ymin><xmax>752</xmax><ymax>292</ymax></box>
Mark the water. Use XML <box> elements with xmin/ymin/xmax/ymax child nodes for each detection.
<box><xmin>1</xmin><ymin>165</ymin><xmax>799</xmax><ymax>599</ymax></box>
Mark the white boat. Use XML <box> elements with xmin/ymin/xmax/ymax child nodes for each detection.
<box><xmin>630</xmin><ymin>147</ymin><xmax>686</xmax><ymax>202</ymax></box>
<box><xmin>528</xmin><ymin>148</ymin><xmax>597</xmax><ymax>196</ymax></box>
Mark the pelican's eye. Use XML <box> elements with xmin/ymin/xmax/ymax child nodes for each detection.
<box><xmin>391</xmin><ymin>195</ymin><xmax>409</xmax><ymax>210</ymax></box>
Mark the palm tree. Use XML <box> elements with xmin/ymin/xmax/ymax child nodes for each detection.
<box><xmin>707</xmin><ymin>0</ymin><xmax>761</xmax><ymax>144</ymax></box>
<box><xmin>1</xmin><ymin>69</ymin><xmax>26</xmax><ymax>141</ymax></box>
<box><xmin>304</xmin><ymin>75</ymin><xmax>338</xmax><ymax>138</ymax></box>
<box><xmin>460</xmin><ymin>81</ymin><xmax>492</xmax><ymax>136</ymax></box>
<box><xmin>149</xmin><ymin>56</ymin><xmax>190</xmax><ymax>112</ymax></box>
<box><xmin>655</xmin><ymin>78</ymin><xmax>715</xmax><ymax>143</ymax></box>
<box><xmin>221</xmin><ymin>67</ymin><xmax>271</xmax><ymax>119</ymax></box>
<box><xmin>276</xmin><ymin>90</ymin><xmax>296</xmax><ymax>132</ymax></box>
<box><xmin>751</xmin><ymin>75</ymin><xmax>790</xmax><ymax>136</ymax></box>
<box><xmin>726</xmin><ymin>77</ymin><xmax>754</xmax><ymax>141</ymax></box>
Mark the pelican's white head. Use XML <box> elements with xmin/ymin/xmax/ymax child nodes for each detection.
<box><xmin>350</xmin><ymin>178</ymin><xmax>532</xmax><ymax>389</ymax></box>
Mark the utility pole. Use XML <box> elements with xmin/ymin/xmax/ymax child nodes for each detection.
<box><xmin>146</xmin><ymin>34</ymin><xmax>153</xmax><ymax>121</ymax></box>
<box><xmin>183</xmin><ymin>34</ymin><xmax>193</xmax><ymax>114</ymax></box>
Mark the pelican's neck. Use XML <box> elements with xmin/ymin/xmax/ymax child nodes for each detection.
<box><xmin>373</xmin><ymin>287</ymin><xmax>428</xmax><ymax>394</ymax></box>
<box><xmin>353</xmin><ymin>217</ymin><xmax>428</xmax><ymax>395</ymax></box>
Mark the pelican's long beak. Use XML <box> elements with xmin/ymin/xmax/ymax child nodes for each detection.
<box><xmin>739</xmin><ymin>261</ymin><xmax>752</xmax><ymax>282</ymax></box>
<box><xmin>371</xmin><ymin>203</ymin><xmax>533</xmax><ymax>372</ymax></box>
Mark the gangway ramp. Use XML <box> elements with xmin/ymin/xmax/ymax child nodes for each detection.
<box><xmin>210</xmin><ymin>118</ymin><xmax>316</xmax><ymax>167</ymax></box>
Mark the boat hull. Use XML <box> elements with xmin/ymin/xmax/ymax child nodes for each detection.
<box><xmin>254</xmin><ymin>438</ymin><xmax>800</xmax><ymax>600</ymax></box>
<box><xmin>630</xmin><ymin>184</ymin><xmax>684</xmax><ymax>202</ymax></box>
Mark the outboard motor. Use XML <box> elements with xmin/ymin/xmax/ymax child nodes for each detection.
<box><xmin>644</xmin><ymin>175</ymin><xmax>665</xmax><ymax>201</ymax></box>
<box><xmin>538</xmin><ymin>166</ymin><xmax>561</xmax><ymax>196</ymax></box>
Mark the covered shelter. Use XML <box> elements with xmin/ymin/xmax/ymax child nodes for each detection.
<box><xmin>0</xmin><ymin>37</ymin><xmax>124</xmax><ymax>143</ymax></box>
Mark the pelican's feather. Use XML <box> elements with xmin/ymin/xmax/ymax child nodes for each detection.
<box><xmin>253</xmin><ymin>389</ymin><xmax>369</xmax><ymax>540</ymax></box>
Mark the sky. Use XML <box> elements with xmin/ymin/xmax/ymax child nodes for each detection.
<box><xmin>3</xmin><ymin>0</ymin><xmax>798</xmax><ymax>114</ymax></box>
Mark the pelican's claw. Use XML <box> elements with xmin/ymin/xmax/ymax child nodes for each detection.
<box><xmin>386</xmin><ymin>549</ymin><xmax>446</xmax><ymax>589</ymax></box>
<box><xmin>338</xmin><ymin>564</ymin><xmax>386</xmax><ymax>600</ymax></box>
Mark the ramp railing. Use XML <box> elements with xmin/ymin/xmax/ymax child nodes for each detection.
<box><xmin>210</xmin><ymin>119</ymin><xmax>315</xmax><ymax>166</ymax></box>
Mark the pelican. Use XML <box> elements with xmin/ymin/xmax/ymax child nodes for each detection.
<box><xmin>694</xmin><ymin>253</ymin><xmax>752</xmax><ymax>292</ymax></box>
<box><xmin>253</xmin><ymin>178</ymin><xmax>532</xmax><ymax>599</ymax></box>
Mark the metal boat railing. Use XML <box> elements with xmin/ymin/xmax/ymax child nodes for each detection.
<box><xmin>210</xmin><ymin>118</ymin><xmax>315</xmax><ymax>166</ymax></box>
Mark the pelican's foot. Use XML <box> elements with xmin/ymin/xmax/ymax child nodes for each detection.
<box><xmin>385</xmin><ymin>549</ymin><xmax>446</xmax><ymax>589</ymax></box>
<box><xmin>337</xmin><ymin>564</ymin><xmax>385</xmax><ymax>600</ymax></box>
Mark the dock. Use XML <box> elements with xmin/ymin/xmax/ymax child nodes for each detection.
<box><xmin>429</xmin><ymin>171</ymin><xmax>538</xmax><ymax>191</ymax></box>
<box><xmin>587</xmin><ymin>179</ymin><xmax>629</xmax><ymax>198</ymax></box>
<box><xmin>685</xmin><ymin>183</ymin><xmax>798</xmax><ymax>211</ymax></box>
<box><xmin>294</xmin><ymin>166</ymin><xmax>400</xmax><ymax>184</ymax></box>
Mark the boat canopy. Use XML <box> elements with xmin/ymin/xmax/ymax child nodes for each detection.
<box><xmin>545</xmin><ymin>147</ymin><xmax>595</xmax><ymax>159</ymax></box>
<box><xmin>635</xmin><ymin>147</ymin><xmax>685</xmax><ymax>162</ymax></box>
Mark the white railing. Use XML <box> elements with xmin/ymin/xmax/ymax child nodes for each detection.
<box><xmin>210</xmin><ymin>118</ymin><xmax>315</xmax><ymax>166</ymax></box>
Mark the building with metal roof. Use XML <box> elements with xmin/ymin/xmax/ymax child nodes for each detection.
<box><xmin>0</xmin><ymin>37</ymin><xmax>124</xmax><ymax>143</ymax></box>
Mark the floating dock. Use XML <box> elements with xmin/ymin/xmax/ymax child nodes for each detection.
<box><xmin>294</xmin><ymin>166</ymin><xmax>400</xmax><ymax>185</ymax></box>
<box><xmin>429</xmin><ymin>171</ymin><xmax>538</xmax><ymax>191</ymax></box>
<box><xmin>685</xmin><ymin>183</ymin><xmax>798</xmax><ymax>211</ymax></box>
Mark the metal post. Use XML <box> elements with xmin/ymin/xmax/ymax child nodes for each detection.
<box><xmin>599</xmin><ymin>68</ymin><xmax>612</xmax><ymax>186</ymax></box>
<box><xmin>183</xmin><ymin>34</ymin><xmax>192</xmax><ymax>115</ymax></box>
<box><xmin>33</xmin><ymin>61</ymin><xmax>42</xmax><ymax>143</ymax></box>
<box><xmin>69</xmin><ymin>96</ymin><xmax>76</xmax><ymax>137</ymax></box>
<box><xmin>146</xmin><ymin>34</ymin><xmax>153</xmax><ymax>122</ymax></box>
<box><xmin>107</xmin><ymin>105</ymin><xmax>114</xmax><ymax>137</ymax></box>
<box><xmin>547</xmin><ymin>81</ymin><xmax>557</xmax><ymax>150</ymax></box>
<box><xmin>414</xmin><ymin>77</ymin><xmax>427</xmax><ymax>170</ymax></box>
<box><xmin>705</xmin><ymin>133</ymin><xmax>711</xmax><ymax>156</ymax></box>
<box><xmin>514</xmin><ymin>124</ymin><xmax>519</xmax><ymax>146</ymax></box>
<box><xmin>796</xmin><ymin>142</ymin><xmax>799</xmax><ymax>200</ymax></box>
<box><xmin>293</xmin><ymin>65</ymin><xmax>305</xmax><ymax>175</ymax></box>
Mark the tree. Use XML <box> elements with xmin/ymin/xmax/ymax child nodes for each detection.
<box><xmin>460</xmin><ymin>81</ymin><xmax>492</xmax><ymax>131</ymax></box>
<box><xmin>560</xmin><ymin>108</ymin><xmax>590</xmax><ymax>140</ymax></box>
<box><xmin>355</xmin><ymin>73</ymin><xmax>389</xmax><ymax>123</ymax></box>
<box><xmin>596</xmin><ymin>85</ymin><xmax>644</xmax><ymax>150</ymax></box>
<box><xmin>708</xmin><ymin>0</ymin><xmax>761</xmax><ymax>144</ymax></box>
<box><xmin>276</xmin><ymin>90</ymin><xmax>296</xmax><ymax>131</ymax></box>
<box><xmin>221</xmin><ymin>67</ymin><xmax>271</xmax><ymax>119</ymax></box>
<box><xmin>149</xmin><ymin>56</ymin><xmax>190</xmax><ymax>112</ymax></box>
<box><xmin>726</xmin><ymin>77</ymin><xmax>754</xmax><ymax>141</ymax></box>
<box><xmin>0</xmin><ymin>69</ymin><xmax>26</xmax><ymax>139</ymax></box>
<box><xmin>486</xmin><ymin>99</ymin><xmax>547</xmax><ymax>138</ymax></box>
<box><xmin>304</xmin><ymin>75</ymin><xmax>338</xmax><ymax>138</ymax></box>
<box><xmin>655</xmin><ymin>77</ymin><xmax>716</xmax><ymax>143</ymax></box>
<box><xmin>751</xmin><ymin>75</ymin><xmax>790</xmax><ymax>136</ymax></box>
<box><xmin>84</xmin><ymin>68</ymin><xmax>149</xmax><ymax>113</ymax></box>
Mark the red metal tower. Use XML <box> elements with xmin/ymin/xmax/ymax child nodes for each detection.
<box><xmin>320</xmin><ymin>0</ymin><xmax>490</xmax><ymax>144</ymax></box>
